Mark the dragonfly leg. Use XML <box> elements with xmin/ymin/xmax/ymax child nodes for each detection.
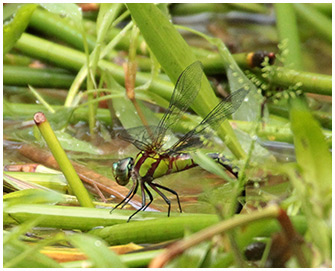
<box><xmin>110</xmin><ymin>178</ymin><xmax>138</xmax><ymax>214</ymax></box>
<box><xmin>148</xmin><ymin>183</ymin><xmax>171</xmax><ymax>217</ymax></box>
<box><xmin>142</xmin><ymin>183</ymin><xmax>154</xmax><ymax>211</ymax></box>
<box><xmin>152</xmin><ymin>182</ymin><xmax>182</xmax><ymax>213</ymax></box>
<box><xmin>120</xmin><ymin>179</ymin><xmax>139</xmax><ymax>210</ymax></box>
<box><xmin>127</xmin><ymin>181</ymin><xmax>148</xmax><ymax>222</ymax></box>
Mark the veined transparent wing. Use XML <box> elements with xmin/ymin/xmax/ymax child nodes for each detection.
<box><xmin>166</xmin><ymin>87</ymin><xmax>249</xmax><ymax>154</ymax></box>
<box><xmin>117</xmin><ymin>61</ymin><xmax>205</xmax><ymax>152</ymax></box>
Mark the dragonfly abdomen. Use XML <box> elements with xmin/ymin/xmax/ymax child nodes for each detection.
<box><xmin>146</xmin><ymin>153</ymin><xmax>197</xmax><ymax>180</ymax></box>
<box><xmin>163</xmin><ymin>153</ymin><xmax>197</xmax><ymax>177</ymax></box>
<box><xmin>167</xmin><ymin>152</ymin><xmax>238</xmax><ymax>178</ymax></box>
<box><xmin>135</xmin><ymin>151</ymin><xmax>236</xmax><ymax>182</ymax></box>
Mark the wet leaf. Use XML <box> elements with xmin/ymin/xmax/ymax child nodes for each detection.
<box><xmin>167</xmin><ymin>240</ymin><xmax>212</xmax><ymax>268</ymax></box>
<box><xmin>54</xmin><ymin>131</ymin><xmax>103</xmax><ymax>155</ymax></box>
<box><xmin>67</xmin><ymin>234</ymin><xmax>126</xmax><ymax>268</ymax></box>
<box><xmin>3</xmin><ymin>4</ymin><xmax>38</xmax><ymax>55</ymax></box>
<box><xmin>40</xmin><ymin>3</ymin><xmax>82</xmax><ymax>30</ymax></box>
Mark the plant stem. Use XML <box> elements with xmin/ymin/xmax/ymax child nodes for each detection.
<box><xmin>33</xmin><ymin>113</ymin><xmax>94</xmax><ymax>208</ymax></box>
<box><xmin>149</xmin><ymin>206</ymin><xmax>281</xmax><ymax>267</ymax></box>
<box><xmin>294</xmin><ymin>3</ymin><xmax>332</xmax><ymax>43</ymax></box>
<box><xmin>4</xmin><ymin>53</ymin><xmax>34</xmax><ymax>66</ymax></box>
<box><xmin>170</xmin><ymin>3</ymin><xmax>268</xmax><ymax>15</ymax></box>
<box><xmin>275</xmin><ymin>3</ymin><xmax>302</xmax><ymax>70</ymax></box>
<box><xmin>257</xmin><ymin>66</ymin><xmax>331</xmax><ymax>96</ymax></box>
<box><xmin>268</xmin><ymin>103</ymin><xmax>332</xmax><ymax>130</ymax></box>
<box><xmin>29</xmin><ymin>8</ymin><xmax>96</xmax><ymax>51</ymax></box>
<box><xmin>3</xmin><ymin>65</ymin><xmax>77</xmax><ymax>88</ymax></box>
<box><xmin>310</xmin><ymin>3</ymin><xmax>332</xmax><ymax>17</ymax></box>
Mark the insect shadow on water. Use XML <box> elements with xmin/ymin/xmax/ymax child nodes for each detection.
<box><xmin>111</xmin><ymin>61</ymin><xmax>249</xmax><ymax>222</ymax></box>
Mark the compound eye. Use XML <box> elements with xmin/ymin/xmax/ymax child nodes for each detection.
<box><xmin>112</xmin><ymin>157</ymin><xmax>133</xmax><ymax>186</ymax></box>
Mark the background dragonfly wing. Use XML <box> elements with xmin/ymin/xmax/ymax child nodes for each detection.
<box><xmin>116</xmin><ymin>125</ymin><xmax>158</xmax><ymax>151</ymax></box>
<box><xmin>152</xmin><ymin>61</ymin><xmax>204</xmax><ymax>150</ymax></box>
<box><xmin>168</xmin><ymin>87</ymin><xmax>249</xmax><ymax>154</ymax></box>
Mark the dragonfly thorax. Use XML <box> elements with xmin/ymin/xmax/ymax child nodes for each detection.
<box><xmin>112</xmin><ymin>157</ymin><xmax>134</xmax><ymax>186</ymax></box>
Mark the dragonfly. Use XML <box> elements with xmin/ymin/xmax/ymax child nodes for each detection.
<box><xmin>111</xmin><ymin>61</ymin><xmax>249</xmax><ymax>221</ymax></box>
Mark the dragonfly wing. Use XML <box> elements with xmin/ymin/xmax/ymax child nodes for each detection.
<box><xmin>115</xmin><ymin>62</ymin><xmax>204</xmax><ymax>152</ymax></box>
<box><xmin>153</xmin><ymin>61</ymin><xmax>204</xmax><ymax>150</ymax></box>
<box><xmin>116</xmin><ymin>125</ymin><xmax>177</xmax><ymax>151</ymax></box>
<box><xmin>116</xmin><ymin>126</ymin><xmax>157</xmax><ymax>151</ymax></box>
<box><xmin>168</xmin><ymin>87</ymin><xmax>249</xmax><ymax>154</ymax></box>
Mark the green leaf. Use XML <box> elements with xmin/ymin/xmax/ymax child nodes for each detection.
<box><xmin>4</xmin><ymin>171</ymin><xmax>68</xmax><ymax>193</ymax></box>
<box><xmin>3</xmin><ymin>188</ymin><xmax>64</xmax><ymax>205</ymax></box>
<box><xmin>289</xmin><ymin>98</ymin><xmax>331</xmax><ymax>260</ymax></box>
<box><xmin>104</xmin><ymin>71</ymin><xmax>160</xmax><ymax>128</ymax></box>
<box><xmin>96</xmin><ymin>4</ymin><xmax>123</xmax><ymax>42</ymax></box>
<box><xmin>290</xmin><ymin>98</ymin><xmax>331</xmax><ymax>211</ymax></box>
<box><xmin>40</xmin><ymin>3</ymin><xmax>82</xmax><ymax>30</ymax></box>
<box><xmin>3</xmin><ymin>4</ymin><xmax>38</xmax><ymax>55</ymax></box>
<box><xmin>199</xmin><ymin>183</ymin><xmax>237</xmax><ymax>214</ymax></box>
<box><xmin>3</xmin><ymin>3</ymin><xmax>22</xmax><ymax>21</ymax></box>
<box><xmin>168</xmin><ymin>241</ymin><xmax>212</xmax><ymax>268</ymax></box>
<box><xmin>4</xmin><ymin>231</ymin><xmax>61</xmax><ymax>268</ymax></box>
<box><xmin>191</xmin><ymin>150</ymin><xmax>234</xmax><ymax>181</ymax></box>
<box><xmin>67</xmin><ymin>234</ymin><xmax>126</xmax><ymax>268</ymax></box>
<box><xmin>54</xmin><ymin>131</ymin><xmax>103</xmax><ymax>155</ymax></box>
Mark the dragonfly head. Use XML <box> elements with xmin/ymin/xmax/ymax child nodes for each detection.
<box><xmin>112</xmin><ymin>157</ymin><xmax>134</xmax><ymax>186</ymax></box>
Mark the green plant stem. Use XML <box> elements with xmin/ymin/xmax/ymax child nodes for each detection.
<box><xmin>24</xmin><ymin>11</ymin><xmax>331</xmax><ymax>95</ymax></box>
<box><xmin>310</xmin><ymin>3</ymin><xmax>332</xmax><ymax>17</ymax></box>
<box><xmin>26</xmin><ymin>7</ymin><xmax>331</xmax><ymax>95</ymax></box>
<box><xmin>4</xmin><ymin>101</ymin><xmax>112</xmax><ymax>124</ymax></box>
<box><xmin>170</xmin><ymin>3</ymin><xmax>268</xmax><ymax>15</ymax></box>
<box><xmin>268</xmin><ymin>103</ymin><xmax>332</xmax><ymax>131</ymax></box>
<box><xmin>275</xmin><ymin>3</ymin><xmax>302</xmax><ymax>70</ymax></box>
<box><xmin>4</xmin><ymin>203</ymin><xmax>218</xmax><ymax>231</ymax></box>
<box><xmin>4</xmin><ymin>203</ymin><xmax>307</xmax><ymax>251</ymax></box>
<box><xmin>83</xmin><ymin>4</ymin><xmax>123</xmax><ymax>135</ymax></box>
<box><xmin>81</xmin><ymin>23</ymin><xmax>96</xmax><ymax>136</ymax></box>
<box><xmin>90</xmin><ymin>215</ymin><xmax>220</xmax><ymax>245</ymax></box>
<box><xmin>30</xmin><ymin>8</ymin><xmax>132</xmax><ymax>56</ymax></box>
<box><xmin>29</xmin><ymin>8</ymin><xmax>97</xmax><ymax>51</ymax></box>
<box><xmin>4</xmin><ymin>86</ymin><xmax>68</xmax><ymax>104</ymax></box>
<box><xmin>28</xmin><ymin>85</ymin><xmax>55</xmax><ymax>113</ymax></box>
<box><xmin>136</xmin><ymin>52</ymin><xmax>272</xmax><ymax>74</ymax></box>
<box><xmin>4</xmin><ymin>53</ymin><xmax>34</xmax><ymax>66</ymax></box>
<box><xmin>3</xmin><ymin>65</ymin><xmax>77</xmax><ymax>88</ymax></box>
<box><xmin>33</xmin><ymin>113</ymin><xmax>94</xmax><ymax>208</ymax></box>
<box><xmin>5</xmin><ymin>101</ymin><xmax>331</xmax><ymax>147</ymax></box>
<box><xmin>64</xmin><ymin>19</ymin><xmax>133</xmax><ymax>107</ymax></box>
<box><xmin>15</xmin><ymin>33</ymin><xmax>173</xmax><ymax>99</ymax></box>
<box><xmin>149</xmin><ymin>206</ymin><xmax>279</xmax><ymax>267</ymax></box>
<box><xmin>256</xmin><ymin>66</ymin><xmax>331</xmax><ymax>96</ymax></box>
<box><xmin>170</xmin><ymin>3</ymin><xmax>231</xmax><ymax>15</ymax></box>
<box><xmin>294</xmin><ymin>3</ymin><xmax>332</xmax><ymax>43</ymax></box>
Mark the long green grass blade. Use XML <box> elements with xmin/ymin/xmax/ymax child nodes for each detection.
<box><xmin>126</xmin><ymin>3</ymin><xmax>245</xmax><ymax>159</ymax></box>
<box><xmin>289</xmin><ymin>98</ymin><xmax>331</xmax><ymax>262</ymax></box>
